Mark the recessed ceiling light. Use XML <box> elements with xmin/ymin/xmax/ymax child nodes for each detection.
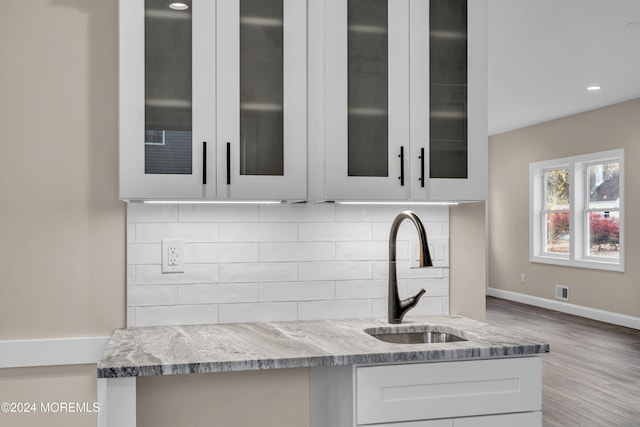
<box><xmin>587</xmin><ymin>86</ymin><xmax>602</xmax><ymax>91</ymax></box>
<box><xmin>169</xmin><ymin>2</ymin><xmax>189</xmax><ymax>11</ymax></box>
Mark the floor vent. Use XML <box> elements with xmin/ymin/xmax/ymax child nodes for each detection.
<box><xmin>555</xmin><ymin>284</ymin><xmax>569</xmax><ymax>301</ymax></box>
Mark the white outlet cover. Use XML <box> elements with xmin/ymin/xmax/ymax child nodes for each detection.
<box><xmin>162</xmin><ymin>239</ymin><xmax>184</xmax><ymax>273</ymax></box>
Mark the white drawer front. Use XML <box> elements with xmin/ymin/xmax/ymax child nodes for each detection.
<box><xmin>356</xmin><ymin>357</ymin><xmax>541</xmax><ymax>425</ymax></box>
<box><xmin>454</xmin><ymin>411</ymin><xmax>542</xmax><ymax>426</ymax></box>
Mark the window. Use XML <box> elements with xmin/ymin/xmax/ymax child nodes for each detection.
<box><xmin>530</xmin><ymin>149</ymin><xmax>624</xmax><ymax>271</ymax></box>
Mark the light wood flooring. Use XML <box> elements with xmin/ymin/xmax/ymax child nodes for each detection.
<box><xmin>485</xmin><ymin>296</ymin><xmax>640</xmax><ymax>427</ymax></box>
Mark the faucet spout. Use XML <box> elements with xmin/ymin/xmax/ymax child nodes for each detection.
<box><xmin>388</xmin><ymin>211</ymin><xmax>433</xmax><ymax>324</ymax></box>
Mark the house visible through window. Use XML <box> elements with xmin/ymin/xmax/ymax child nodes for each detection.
<box><xmin>530</xmin><ymin>149</ymin><xmax>624</xmax><ymax>272</ymax></box>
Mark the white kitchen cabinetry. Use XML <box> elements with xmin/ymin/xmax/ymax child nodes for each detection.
<box><xmin>317</xmin><ymin>0</ymin><xmax>487</xmax><ymax>201</ymax></box>
<box><xmin>119</xmin><ymin>0</ymin><xmax>306</xmax><ymax>201</ymax></box>
<box><xmin>310</xmin><ymin>357</ymin><xmax>542</xmax><ymax>427</ymax></box>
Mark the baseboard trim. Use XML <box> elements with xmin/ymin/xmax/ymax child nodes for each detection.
<box><xmin>487</xmin><ymin>287</ymin><xmax>640</xmax><ymax>330</ymax></box>
<box><xmin>0</xmin><ymin>336</ymin><xmax>111</xmax><ymax>369</ymax></box>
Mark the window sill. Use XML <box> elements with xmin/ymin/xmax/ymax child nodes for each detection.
<box><xmin>530</xmin><ymin>255</ymin><xmax>624</xmax><ymax>272</ymax></box>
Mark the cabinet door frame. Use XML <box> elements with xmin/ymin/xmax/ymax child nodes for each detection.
<box><xmin>215</xmin><ymin>0</ymin><xmax>307</xmax><ymax>201</ymax></box>
<box><xmin>119</xmin><ymin>0</ymin><xmax>216</xmax><ymax>201</ymax></box>
<box><xmin>324</xmin><ymin>0</ymin><xmax>411</xmax><ymax>201</ymax></box>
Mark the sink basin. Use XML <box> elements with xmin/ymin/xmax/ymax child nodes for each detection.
<box><xmin>365</xmin><ymin>327</ymin><xmax>467</xmax><ymax>344</ymax></box>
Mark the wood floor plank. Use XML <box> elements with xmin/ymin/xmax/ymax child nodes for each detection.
<box><xmin>485</xmin><ymin>296</ymin><xmax>640</xmax><ymax>427</ymax></box>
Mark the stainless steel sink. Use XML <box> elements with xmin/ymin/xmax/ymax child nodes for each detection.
<box><xmin>365</xmin><ymin>327</ymin><xmax>467</xmax><ymax>344</ymax></box>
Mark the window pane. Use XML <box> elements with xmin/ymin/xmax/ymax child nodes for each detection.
<box><xmin>145</xmin><ymin>0</ymin><xmax>192</xmax><ymax>175</ymax></box>
<box><xmin>588</xmin><ymin>211</ymin><xmax>620</xmax><ymax>259</ymax></box>
<box><xmin>588</xmin><ymin>161</ymin><xmax>619</xmax><ymax>209</ymax></box>
<box><xmin>544</xmin><ymin>169</ymin><xmax>569</xmax><ymax>210</ymax></box>
<box><xmin>240</xmin><ymin>0</ymin><xmax>284</xmax><ymax>176</ymax></box>
<box><xmin>545</xmin><ymin>212</ymin><xmax>569</xmax><ymax>254</ymax></box>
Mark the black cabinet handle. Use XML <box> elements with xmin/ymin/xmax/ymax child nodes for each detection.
<box><xmin>226</xmin><ymin>142</ymin><xmax>231</xmax><ymax>185</ymax></box>
<box><xmin>418</xmin><ymin>147</ymin><xmax>425</xmax><ymax>188</ymax></box>
<box><xmin>398</xmin><ymin>146</ymin><xmax>405</xmax><ymax>186</ymax></box>
<box><xmin>202</xmin><ymin>141</ymin><xmax>207</xmax><ymax>185</ymax></box>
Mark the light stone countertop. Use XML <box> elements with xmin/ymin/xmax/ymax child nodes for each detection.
<box><xmin>97</xmin><ymin>315</ymin><xmax>549</xmax><ymax>378</ymax></box>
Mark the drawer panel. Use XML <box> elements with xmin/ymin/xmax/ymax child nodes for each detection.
<box><xmin>356</xmin><ymin>357</ymin><xmax>541</xmax><ymax>425</ymax></box>
<box><xmin>454</xmin><ymin>411</ymin><xmax>542</xmax><ymax>426</ymax></box>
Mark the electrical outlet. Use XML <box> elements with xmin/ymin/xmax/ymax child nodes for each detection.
<box><xmin>410</xmin><ymin>240</ymin><xmax>420</xmax><ymax>268</ymax></box>
<box><xmin>162</xmin><ymin>239</ymin><xmax>184</xmax><ymax>273</ymax></box>
<box><xmin>520</xmin><ymin>273</ymin><xmax>526</xmax><ymax>284</ymax></box>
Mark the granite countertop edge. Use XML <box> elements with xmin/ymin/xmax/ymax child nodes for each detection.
<box><xmin>97</xmin><ymin>316</ymin><xmax>550</xmax><ymax>379</ymax></box>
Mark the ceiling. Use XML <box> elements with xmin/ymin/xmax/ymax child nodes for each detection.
<box><xmin>488</xmin><ymin>0</ymin><xmax>640</xmax><ymax>135</ymax></box>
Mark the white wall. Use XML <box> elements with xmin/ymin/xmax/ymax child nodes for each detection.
<box><xmin>127</xmin><ymin>203</ymin><xmax>451</xmax><ymax>326</ymax></box>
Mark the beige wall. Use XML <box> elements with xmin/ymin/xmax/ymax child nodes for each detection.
<box><xmin>138</xmin><ymin>368</ymin><xmax>310</xmax><ymax>427</ymax></box>
<box><xmin>489</xmin><ymin>98</ymin><xmax>640</xmax><ymax>318</ymax></box>
<box><xmin>0</xmin><ymin>1</ymin><xmax>124</xmax><ymax>425</ymax></box>
<box><xmin>450</xmin><ymin>203</ymin><xmax>486</xmax><ymax>321</ymax></box>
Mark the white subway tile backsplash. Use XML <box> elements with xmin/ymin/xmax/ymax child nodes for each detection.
<box><xmin>260</xmin><ymin>203</ymin><xmax>336</xmax><ymax>222</ymax></box>
<box><xmin>219</xmin><ymin>302</ymin><xmax>298</xmax><ymax>324</ymax></box>
<box><xmin>410</xmin><ymin>297</ymin><xmax>448</xmax><ymax>316</ymax></box>
<box><xmin>135</xmin><ymin>264</ymin><xmax>219</xmax><ymax>285</ymax></box>
<box><xmin>178</xmin><ymin>283</ymin><xmax>259</xmax><ymax>305</ymax></box>
<box><xmin>128</xmin><ymin>285</ymin><xmax>178</xmax><ymax>306</ymax></box>
<box><xmin>185</xmin><ymin>243</ymin><xmax>259</xmax><ymax>263</ymax></box>
<box><xmin>127</xmin><ymin>203</ymin><xmax>450</xmax><ymax>327</ymax></box>
<box><xmin>260</xmin><ymin>281</ymin><xmax>335</xmax><ymax>302</ymax></box>
<box><xmin>409</xmin><ymin>205</ymin><xmax>450</xmax><ymax>221</ymax></box>
<box><xmin>335</xmin><ymin>241</ymin><xmax>387</xmax><ymax>261</ymax></box>
<box><xmin>335</xmin><ymin>280</ymin><xmax>387</xmax><ymax>300</ymax></box>
<box><xmin>372</xmin><ymin>261</ymin><xmax>446</xmax><ymax>280</ymax></box>
<box><xmin>299</xmin><ymin>223</ymin><xmax>372</xmax><ymax>242</ymax></box>
<box><xmin>127</xmin><ymin>203</ymin><xmax>178</xmax><ymax>222</ymax></box>
<box><xmin>127</xmin><ymin>264</ymin><xmax>136</xmax><ymax>286</ymax></box>
<box><xmin>298</xmin><ymin>299</ymin><xmax>372</xmax><ymax>320</ymax></box>
<box><xmin>136</xmin><ymin>304</ymin><xmax>219</xmax><ymax>327</ymax></box>
<box><xmin>335</xmin><ymin>204</ymin><xmax>412</xmax><ymax>222</ymax></box>
<box><xmin>136</xmin><ymin>223</ymin><xmax>219</xmax><ymax>243</ymax></box>
<box><xmin>299</xmin><ymin>261</ymin><xmax>371</xmax><ymax>281</ymax></box>
<box><xmin>127</xmin><ymin>224</ymin><xmax>136</xmax><ymax>243</ymax></box>
<box><xmin>220</xmin><ymin>262</ymin><xmax>298</xmax><ymax>283</ymax></box>
<box><xmin>260</xmin><ymin>242</ymin><xmax>335</xmax><ymax>262</ymax></box>
<box><xmin>371</xmin><ymin>296</ymin><xmax>446</xmax><ymax>318</ymax></box>
<box><xmin>127</xmin><ymin>307</ymin><xmax>136</xmax><ymax>328</ymax></box>
<box><xmin>372</xmin><ymin>221</ymin><xmax>447</xmax><ymax>241</ymax></box>
<box><xmin>179</xmin><ymin>204</ymin><xmax>259</xmax><ymax>222</ymax></box>
<box><xmin>127</xmin><ymin>243</ymin><xmax>161</xmax><ymax>265</ymax></box>
<box><xmin>407</xmin><ymin>277</ymin><xmax>449</xmax><ymax>297</ymax></box>
<box><xmin>220</xmin><ymin>223</ymin><xmax>297</xmax><ymax>242</ymax></box>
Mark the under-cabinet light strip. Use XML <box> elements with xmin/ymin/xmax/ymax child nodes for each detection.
<box><xmin>139</xmin><ymin>200</ymin><xmax>460</xmax><ymax>205</ymax></box>
<box><xmin>335</xmin><ymin>201</ymin><xmax>459</xmax><ymax>206</ymax></box>
<box><xmin>141</xmin><ymin>200</ymin><xmax>284</xmax><ymax>204</ymax></box>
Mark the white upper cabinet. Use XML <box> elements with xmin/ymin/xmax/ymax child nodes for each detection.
<box><xmin>119</xmin><ymin>0</ymin><xmax>307</xmax><ymax>201</ymax></box>
<box><xmin>316</xmin><ymin>0</ymin><xmax>487</xmax><ymax>201</ymax></box>
<box><xmin>120</xmin><ymin>0</ymin><xmax>486</xmax><ymax>202</ymax></box>
<box><xmin>216</xmin><ymin>0</ymin><xmax>307</xmax><ymax>200</ymax></box>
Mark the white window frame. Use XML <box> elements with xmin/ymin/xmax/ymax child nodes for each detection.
<box><xmin>530</xmin><ymin>149</ymin><xmax>624</xmax><ymax>272</ymax></box>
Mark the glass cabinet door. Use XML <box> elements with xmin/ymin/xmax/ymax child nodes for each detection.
<box><xmin>144</xmin><ymin>0</ymin><xmax>193</xmax><ymax>176</ymax></box>
<box><xmin>325</xmin><ymin>0</ymin><xmax>410</xmax><ymax>200</ymax></box>
<box><xmin>347</xmin><ymin>0</ymin><xmax>388</xmax><ymax>178</ymax></box>
<box><xmin>216</xmin><ymin>0</ymin><xmax>307</xmax><ymax>200</ymax></box>
<box><xmin>429</xmin><ymin>0</ymin><xmax>467</xmax><ymax>179</ymax></box>
<box><xmin>119</xmin><ymin>0</ymin><xmax>215</xmax><ymax>200</ymax></box>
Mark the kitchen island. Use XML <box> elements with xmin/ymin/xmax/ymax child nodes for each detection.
<box><xmin>97</xmin><ymin>315</ymin><xmax>549</xmax><ymax>426</ymax></box>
